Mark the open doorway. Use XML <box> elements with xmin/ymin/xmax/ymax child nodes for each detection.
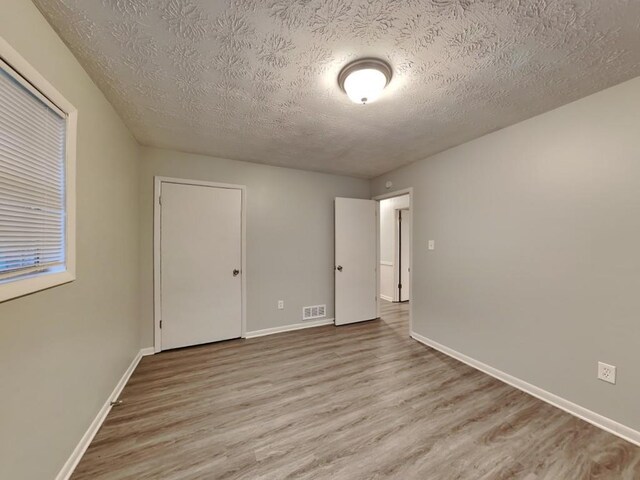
<box><xmin>379</xmin><ymin>194</ymin><xmax>410</xmax><ymax>303</ymax></box>
<box><xmin>374</xmin><ymin>189</ymin><xmax>412</xmax><ymax>335</ymax></box>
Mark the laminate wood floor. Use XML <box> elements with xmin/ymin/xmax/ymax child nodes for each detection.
<box><xmin>72</xmin><ymin>301</ymin><xmax>640</xmax><ymax>479</ymax></box>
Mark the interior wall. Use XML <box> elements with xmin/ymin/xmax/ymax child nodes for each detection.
<box><xmin>379</xmin><ymin>195</ymin><xmax>410</xmax><ymax>301</ymax></box>
<box><xmin>371</xmin><ymin>76</ymin><xmax>640</xmax><ymax>432</ymax></box>
<box><xmin>0</xmin><ymin>2</ymin><xmax>141</xmax><ymax>480</ymax></box>
<box><xmin>139</xmin><ymin>147</ymin><xmax>370</xmax><ymax>345</ymax></box>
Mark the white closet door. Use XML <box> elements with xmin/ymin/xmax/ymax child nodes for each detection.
<box><xmin>160</xmin><ymin>182</ymin><xmax>242</xmax><ymax>350</ymax></box>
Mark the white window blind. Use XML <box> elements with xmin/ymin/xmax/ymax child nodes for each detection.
<box><xmin>0</xmin><ymin>62</ymin><xmax>67</xmax><ymax>281</ymax></box>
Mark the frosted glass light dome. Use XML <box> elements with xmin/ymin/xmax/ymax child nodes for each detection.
<box><xmin>338</xmin><ymin>59</ymin><xmax>392</xmax><ymax>105</ymax></box>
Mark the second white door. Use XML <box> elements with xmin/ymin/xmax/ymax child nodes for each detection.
<box><xmin>160</xmin><ymin>182</ymin><xmax>242</xmax><ymax>350</ymax></box>
<box><xmin>398</xmin><ymin>209</ymin><xmax>411</xmax><ymax>301</ymax></box>
<box><xmin>335</xmin><ymin>197</ymin><xmax>378</xmax><ymax>326</ymax></box>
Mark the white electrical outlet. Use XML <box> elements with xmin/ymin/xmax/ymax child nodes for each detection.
<box><xmin>277</xmin><ymin>300</ymin><xmax>284</xmax><ymax>310</ymax></box>
<box><xmin>598</xmin><ymin>362</ymin><xmax>616</xmax><ymax>384</ymax></box>
<box><xmin>428</xmin><ymin>240</ymin><xmax>435</xmax><ymax>250</ymax></box>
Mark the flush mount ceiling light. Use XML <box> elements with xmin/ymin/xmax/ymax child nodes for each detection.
<box><xmin>338</xmin><ymin>58</ymin><xmax>392</xmax><ymax>105</ymax></box>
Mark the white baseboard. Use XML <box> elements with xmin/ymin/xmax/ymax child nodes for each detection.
<box><xmin>379</xmin><ymin>294</ymin><xmax>393</xmax><ymax>302</ymax></box>
<box><xmin>410</xmin><ymin>331</ymin><xmax>640</xmax><ymax>447</ymax></box>
<box><xmin>246</xmin><ymin>318</ymin><xmax>334</xmax><ymax>338</ymax></box>
<box><xmin>140</xmin><ymin>347</ymin><xmax>155</xmax><ymax>357</ymax></box>
<box><xmin>55</xmin><ymin>347</ymin><xmax>154</xmax><ymax>480</ymax></box>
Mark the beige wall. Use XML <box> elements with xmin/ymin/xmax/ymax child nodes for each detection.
<box><xmin>371</xmin><ymin>76</ymin><xmax>640</xmax><ymax>432</ymax></box>
<box><xmin>0</xmin><ymin>2</ymin><xmax>141</xmax><ymax>479</ymax></box>
<box><xmin>139</xmin><ymin>147</ymin><xmax>370</xmax><ymax>345</ymax></box>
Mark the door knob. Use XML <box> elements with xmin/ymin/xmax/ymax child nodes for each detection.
<box><xmin>336</xmin><ymin>265</ymin><xmax>343</xmax><ymax>272</ymax></box>
<box><xmin>233</xmin><ymin>269</ymin><xmax>240</xmax><ymax>276</ymax></box>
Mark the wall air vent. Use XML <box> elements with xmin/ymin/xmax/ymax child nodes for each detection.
<box><xmin>303</xmin><ymin>304</ymin><xmax>326</xmax><ymax>321</ymax></box>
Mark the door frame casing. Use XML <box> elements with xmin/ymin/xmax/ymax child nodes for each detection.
<box><xmin>373</xmin><ymin>188</ymin><xmax>414</xmax><ymax>334</ymax></box>
<box><xmin>153</xmin><ymin>176</ymin><xmax>247</xmax><ymax>353</ymax></box>
<box><xmin>396</xmin><ymin>208</ymin><xmax>410</xmax><ymax>302</ymax></box>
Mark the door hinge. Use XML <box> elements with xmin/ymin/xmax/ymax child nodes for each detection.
<box><xmin>159</xmin><ymin>320</ymin><xmax>162</xmax><ymax>329</ymax></box>
<box><xmin>398</xmin><ymin>283</ymin><xmax>402</xmax><ymax>289</ymax></box>
<box><xmin>159</xmin><ymin>196</ymin><xmax>162</xmax><ymax>205</ymax></box>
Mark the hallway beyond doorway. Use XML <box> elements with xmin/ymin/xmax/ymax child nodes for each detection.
<box><xmin>380</xmin><ymin>299</ymin><xmax>409</xmax><ymax>336</ymax></box>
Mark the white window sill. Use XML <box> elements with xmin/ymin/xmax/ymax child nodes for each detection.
<box><xmin>0</xmin><ymin>269</ymin><xmax>75</xmax><ymax>303</ymax></box>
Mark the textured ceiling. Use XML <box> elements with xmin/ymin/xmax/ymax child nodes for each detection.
<box><xmin>33</xmin><ymin>0</ymin><xmax>640</xmax><ymax>178</ymax></box>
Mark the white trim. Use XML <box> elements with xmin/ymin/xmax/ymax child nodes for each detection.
<box><xmin>246</xmin><ymin>318</ymin><xmax>334</xmax><ymax>338</ymax></box>
<box><xmin>0</xmin><ymin>36</ymin><xmax>77</xmax><ymax>303</ymax></box>
<box><xmin>373</xmin><ymin>187</ymin><xmax>413</xmax><ymax>201</ymax></box>
<box><xmin>153</xmin><ymin>178</ymin><xmax>161</xmax><ymax>353</ymax></box>
<box><xmin>373</xmin><ymin>188</ymin><xmax>413</xmax><ymax>331</ymax></box>
<box><xmin>410</xmin><ymin>331</ymin><xmax>640</xmax><ymax>447</ymax></box>
<box><xmin>379</xmin><ymin>294</ymin><xmax>393</xmax><ymax>302</ymax></box>
<box><xmin>153</xmin><ymin>176</ymin><xmax>247</xmax><ymax>353</ymax></box>
<box><xmin>55</xmin><ymin>348</ymin><xmax>154</xmax><ymax>480</ymax></box>
<box><xmin>380</xmin><ymin>260</ymin><xmax>393</xmax><ymax>266</ymax></box>
<box><xmin>140</xmin><ymin>347</ymin><xmax>155</xmax><ymax>357</ymax></box>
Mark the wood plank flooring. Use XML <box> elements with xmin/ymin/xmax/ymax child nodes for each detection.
<box><xmin>72</xmin><ymin>302</ymin><xmax>640</xmax><ymax>479</ymax></box>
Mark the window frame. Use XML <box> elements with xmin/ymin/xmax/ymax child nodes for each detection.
<box><xmin>0</xmin><ymin>37</ymin><xmax>77</xmax><ymax>302</ymax></box>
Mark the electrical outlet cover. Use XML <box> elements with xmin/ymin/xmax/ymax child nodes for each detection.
<box><xmin>598</xmin><ymin>362</ymin><xmax>616</xmax><ymax>384</ymax></box>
